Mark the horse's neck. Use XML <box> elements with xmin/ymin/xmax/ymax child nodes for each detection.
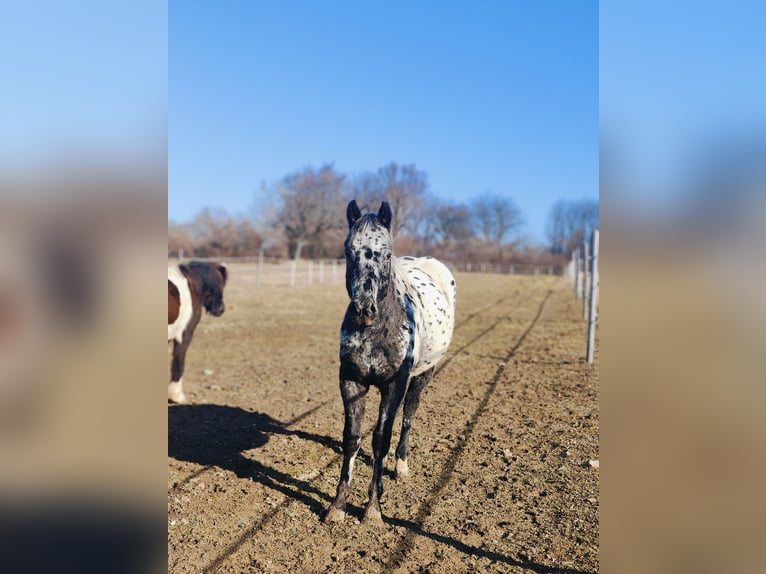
<box><xmin>377</xmin><ymin>269</ymin><xmax>408</xmax><ymax>325</ymax></box>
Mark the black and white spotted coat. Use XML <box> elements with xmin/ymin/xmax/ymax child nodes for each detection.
<box><xmin>339</xmin><ymin>215</ymin><xmax>456</xmax><ymax>383</ymax></box>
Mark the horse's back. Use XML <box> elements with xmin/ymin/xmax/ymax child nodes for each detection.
<box><xmin>396</xmin><ymin>256</ymin><xmax>456</xmax><ymax>375</ymax></box>
<box><xmin>398</xmin><ymin>256</ymin><xmax>456</xmax><ymax>309</ymax></box>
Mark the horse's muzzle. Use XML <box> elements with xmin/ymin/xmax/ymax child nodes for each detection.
<box><xmin>209</xmin><ymin>303</ymin><xmax>225</xmax><ymax>317</ymax></box>
<box><xmin>353</xmin><ymin>299</ymin><xmax>376</xmax><ymax>326</ymax></box>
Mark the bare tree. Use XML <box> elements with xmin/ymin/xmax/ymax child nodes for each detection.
<box><xmin>417</xmin><ymin>199</ymin><xmax>474</xmax><ymax>260</ymax></box>
<box><xmin>350</xmin><ymin>162</ymin><xmax>429</xmax><ymax>238</ymax></box>
<box><xmin>274</xmin><ymin>164</ymin><xmax>347</xmax><ymax>259</ymax></box>
<box><xmin>470</xmin><ymin>193</ymin><xmax>524</xmax><ymax>244</ymax></box>
<box><xmin>168</xmin><ymin>221</ymin><xmax>193</xmax><ymax>257</ymax></box>
<box><xmin>431</xmin><ymin>202</ymin><xmax>474</xmax><ymax>245</ymax></box>
<box><xmin>546</xmin><ymin>199</ymin><xmax>599</xmax><ymax>256</ymax></box>
<box><xmin>168</xmin><ymin>207</ymin><xmax>264</xmax><ymax>258</ymax></box>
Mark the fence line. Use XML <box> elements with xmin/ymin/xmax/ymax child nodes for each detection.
<box><xmin>170</xmin><ymin>253</ymin><xmax>567</xmax><ymax>286</ymax></box>
<box><xmin>565</xmin><ymin>230</ymin><xmax>599</xmax><ymax>363</ymax></box>
<box><xmin>450</xmin><ymin>262</ymin><xmax>565</xmax><ymax>276</ymax></box>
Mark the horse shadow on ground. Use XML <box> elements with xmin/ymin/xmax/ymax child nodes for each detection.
<box><xmin>168</xmin><ymin>403</ymin><xmax>370</xmax><ymax>517</ymax></box>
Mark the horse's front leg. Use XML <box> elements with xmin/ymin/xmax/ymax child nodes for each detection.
<box><xmin>364</xmin><ymin>373</ymin><xmax>408</xmax><ymax>524</ymax></box>
<box><xmin>324</xmin><ymin>377</ymin><xmax>368</xmax><ymax>522</ymax></box>
<box><xmin>168</xmin><ymin>337</ymin><xmax>190</xmax><ymax>403</ymax></box>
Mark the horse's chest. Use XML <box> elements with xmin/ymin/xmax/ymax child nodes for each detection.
<box><xmin>340</xmin><ymin>327</ymin><xmax>408</xmax><ymax>381</ymax></box>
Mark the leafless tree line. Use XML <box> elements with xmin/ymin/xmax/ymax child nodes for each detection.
<box><xmin>546</xmin><ymin>199</ymin><xmax>599</xmax><ymax>257</ymax></box>
<box><xmin>169</xmin><ymin>162</ymin><xmax>597</xmax><ymax>265</ymax></box>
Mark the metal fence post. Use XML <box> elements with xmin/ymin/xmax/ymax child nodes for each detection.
<box><xmin>582</xmin><ymin>239</ymin><xmax>590</xmax><ymax>320</ymax></box>
<box><xmin>587</xmin><ymin>230</ymin><xmax>600</xmax><ymax>363</ymax></box>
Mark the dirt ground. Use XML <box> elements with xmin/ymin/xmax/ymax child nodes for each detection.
<box><xmin>168</xmin><ymin>267</ymin><xmax>599</xmax><ymax>573</ymax></box>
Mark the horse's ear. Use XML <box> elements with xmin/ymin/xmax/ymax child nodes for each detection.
<box><xmin>378</xmin><ymin>202</ymin><xmax>392</xmax><ymax>230</ymax></box>
<box><xmin>218</xmin><ymin>264</ymin><xmax>228</xmax><ymax>286</ymax></box>
<box><xmin>347</xmin><ymin>200</ymin><xmax>362</xmax><ymax>227</ymax></box>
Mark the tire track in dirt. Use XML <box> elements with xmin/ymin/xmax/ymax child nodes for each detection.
<box><xmin>196</xmin><ymin>286</ymin><xmax>535</xmax><ymax>571</ymax></box>
<box><xmin>453</xmin><ymin>295</ymin><xmax>512</xmax><ymax>330</ymax></box>
<box><xmin>382</xmin><ymin>289</ymin><xmax>572</xmax><ymax>573</ymax></box>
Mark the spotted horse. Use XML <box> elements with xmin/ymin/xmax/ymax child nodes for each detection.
<box><xmin>167</xmin><ymin>261</ymin><xmax>227</xmax><ymax>403</ymax></box>
<box><xmin>324</xmin><ymin>200</ymin><xmax>457</xmax><ymax>524</ymax></box>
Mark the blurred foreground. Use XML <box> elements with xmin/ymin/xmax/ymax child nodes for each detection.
<box><xmin>0</xmin><ymin>169</ymin><xmax>166</xmax><ymax>573</ymax></box>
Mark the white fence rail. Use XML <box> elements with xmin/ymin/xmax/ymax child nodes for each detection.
<box><xmin>169</xmin><ymin>257</ymin><xmax>344</xmax><ymax>288</ymax></box>
<box><xmin>169</xmin><ymin>254</ymin><xmax>567</xmax><ymax>288</ymax></box>
<box><xmin>444</xmin><ymin>262</ymin><xmax>565</xmax><ymax>276</ymax></box>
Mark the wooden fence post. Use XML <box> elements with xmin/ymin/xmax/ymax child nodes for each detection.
<box><xmin>587</xmin><ymin>230</ymin><xmax>600</xmax><ymax>363</ymax></box>
<box><xmin>290</xmin><ymin>259</ymin><xmax>297</xmax><ymax>287</ymax></box>
<box><xmin>178</xmin><ymin>248</ymin><xmax>184</xmax><ymax>263</ymax></box>
<box><xmin>308</xmin><ymin>260</ymin><xmax>314</xmax><ymax>285</ymax></box>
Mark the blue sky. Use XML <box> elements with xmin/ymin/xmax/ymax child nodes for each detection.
<box><xmin>169</xmin><ymin>1</ymin><xmax>598</xmax><ymax>244</ymax></box>
<box><xmin>600</xmin><ymin>0</ymin><xmax>766</xmax><ymax>215</ymax></box>
<box><xmin>0</xmin><ymin>0</ymin><xmax>166</xmax><ymax>166</ymax></box>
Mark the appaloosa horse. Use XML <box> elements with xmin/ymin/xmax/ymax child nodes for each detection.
<box><xmin>167</xmin><ymin>261</ymin><xmax>227</xmax><ymax>403</ymax></box>
<box><xmin>325</xmin><ymin>200</ymin><xmax>457</xmax><ymax>524</ymax></box>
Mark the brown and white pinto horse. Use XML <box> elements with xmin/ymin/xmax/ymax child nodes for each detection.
<box><xmin>168</xmin><ymin>261</ymin><xmax>228</xmax><ymax>403</ymax></box>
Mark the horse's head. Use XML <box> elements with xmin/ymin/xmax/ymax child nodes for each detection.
<box><xmin>203</xmin><ymin>263</ymin><xmax>228</xmax><ymax>317</ymax></box>
<box><xmin>344</xmin><ymin>200</ymin><xmax>393</xmax><ymax>326</ymax></box>
<box><xmin>184</xmin><ymin>261</ymin><xmax>228</xmax><ymax>317</ymax></box>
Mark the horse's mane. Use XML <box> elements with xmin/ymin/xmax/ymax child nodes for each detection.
<box><xmin>180</xmin><ymin>261</ymin><xmax>226</xmax><ymax>297</ymax></box>
<box><xmin>350</xmin><ymin>213</ymin><xmax>385</xmax><ymax>236</ymax></box>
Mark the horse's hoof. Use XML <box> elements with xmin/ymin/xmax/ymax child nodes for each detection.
<box><xmin>362</xmin><ymin>506</ymin><xmax>383</xmax><ymax>525</ymax></box>
<box><xmin>395</xmin><ymin>458</ymin><xmax>409</xmax><ymax>480</ymax></box>
<box><xmin>168</xmin><ymin>382</ymin><xmax>186</xmax><ymax>404</ymax></box>
<box><xmin>323</xmin><ymin>507</ymin><xmax>346</xmax><ymax>523</ymax></box>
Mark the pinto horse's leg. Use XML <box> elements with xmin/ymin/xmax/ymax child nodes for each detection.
<box><xmin>324</xmin><ymin>378</ymin><xmax>368</xmax><ymax>523</ymax></box>
<box><xmin>168</xmin><ymin>338</ymin><xmax>190</xmax><ymax>403</ymax></box>
<box><xmin>394</xmin><ymin>367</ymin><xmax>434</xmax><ymax>480</ymax></box>
<box><xmin>364</xmin><ymin>375</ymin><xmax>408</xmax><ymax>524</ymax></box>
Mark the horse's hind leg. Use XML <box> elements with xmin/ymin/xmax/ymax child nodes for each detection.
<box><xmin>324</xmin><ymin>378</ymin><xmax>368</xmax><ymax>523</ymax></box>
<box><xmin>395</xmin><ymin>367</ymin><xmax>434</xmax><ymax>480</ymax></box>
